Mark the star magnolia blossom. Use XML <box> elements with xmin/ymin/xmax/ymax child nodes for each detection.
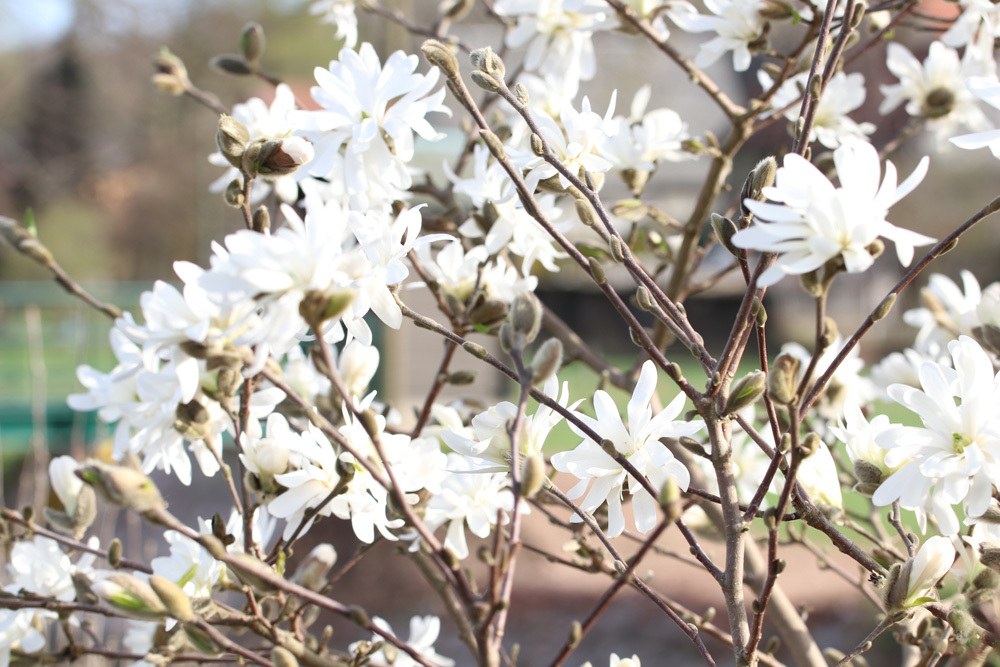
<box><xmin>902</xmin><ymin>535</ymin><xmax>956</xmax><ymax>607</ymax></box>
<box><xmin>551</xmin><ymin>361</ymin><xmax>703</xmax><ymax>538</ymax></box>
<box><xmin>950</xmin><ymin>77</ymin><xmax>1000</xmax><ymax>157</ymax></box>
<box><xmin>310</xmin><ymin>0</ymin><xmax>359</xmax><ymax>47</ymax></box>
<box><xmin>903</xmin><ymin>271</ymin><xmax>984</xmax><ymax>356</ymax></box>
<box><xmin>732</xmin><ymin>140</ymin><xmax>934</xmax><ymax>287</ymax></box>
<box><xmin>762</xmin><ymin>70</ymin><xmax>875</xmax><ymax>148</ymax></box>
<box><xmin>292</xmin><ymin>42</ymin><xmax>450</xmax><ymax>207</ymax></box>
<box><xmin>671</xmin><ymin>0</ymin><xmax>767</xmax><ymax>72</ymax></box>
<box><xmin>880</xmin><ymin>38</ymin><xmax>996</xmax><ymax>141</ymax></box>
<box><xmin>350</xmin><ymin>615</ymin><xmax>455</xmax><ymax>667</ymax></box>
<box><xmin>874</xmin><ymin>336</ymin><xmax>1000</xmax><ymax>534</ymax></box>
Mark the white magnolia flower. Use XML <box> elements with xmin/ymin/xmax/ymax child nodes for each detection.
<box><xmin>602</xmin><ymin>85</ymin><xmax>693</xmax><ymax>172</ymax></box>
<box><xmin>870</xmin><ymin>347</ymin><xmax>943</xmax><ymax>397</ymax></box>
<box><xmin>292</xmin><ymin>43</ymin><xmax>450</xmax><ymax>207</ymax></box>
<box><xmin>551</xmin><ymin>361</ymin><xmax>702</xmax><ymax>538</ymax></box>
<box><xmin>495</xmin><ymin>0</ymin><xmax>612</xmax><ymax>91</ymax></box>
<box><xmin>761</xmin><ymin>71</ymin><xmax>875</xmax><ymax>148</ymax></box>
<box><xmin>208</xmin><ymin>83</ymin><xmax>306</xmax><ymax>203</ymax></box>
<box><xmin>515</xmin><ymin>95</ymin><xmax>618</xmax><ymax>190</ymax></box>
<box><xmin>0</xmin><ymin>610</ymin><xmax>46</xmax><ymax>667</ymax></box>
<box><xmin>582</xmin><ymin>654</ymin><xmax>642</xmax><ymax>667</ymax></box>
<box><xmin>779</xmin><ymin>337</ymin><xmax>875</xmax><ymax>420</ymax></box>
<box><xmin>6</xmin><ymin>536</ymin><xmax>95</xmax><ymax>602</ymax></box>
<box><xmin>442</xmin><ymin>377</ymin><xmax>571</xmax><ymax>472</ymax></box>
<box><xmin>902</xmin><ymin>535</ymin><xmax>956</xmax><ymax>607</ymax></box>
<box><xmin>795</xmin><ymin>440</ymin><xmax>843</xmax><ymax>510</ymax></box>
<box><xmin>671</xmin><ymin>0</ymin><xmax>767</xmax><ymax>72</ymax></box>
<box><xmin>732</xmin><ymin>140</ymin><xmax>933</xmax><ymax>287</ymax></box>
<box><xmin>941</xmin><ymin>0</ymin><xmax>1000</xmax><ymax>47</ymax></box>
<box><xmin>310</xmin><ymin>0</ymin><xmax>359</xmax><ymax>47</ymax></box>
<box><xmin>903</xmin><ymin>271</ymin><xmax>983</xmax><ymax>355</ymax></box>
<box><xmin>874</xmin><ymin>336</ymin><xmax>1000</xmax><ymax>534</ymax></box>
<box><xmin>151</xmin><ymin>529</ymin><xmax>224</xmax><ymax>599</ymax></box>
<box><xmin>48</xmin><ymin>456</ymin><xmax>86</xmax><ymax>521</ymax></box>
<box><xmin>268</xmin><ymin>420</ymin><xmax>345</xmax><ymax>539</ymax></box>
<box><xmin>336</xmin><ymin>340</ymin><xmax>380</xmax><ymax>399</ymax></box>
<box><xmin>880</xmin><ymin>39</ymin><xmax>996</xmax><ymax>141</ymax></box>
<box><xmin>951</xmin><ymin>77</ymin><xmax>1000</xmax><ymax>157</ymax></box>
<box><xmin>412</xmin><ymin>240</ymin><xmax>538</xmax><ymax>306</ymax></box>
<box><xmin>351</xmin><ymin>615</ymin><xmax>455</xmax><ymax>667</ymax></box>
<box><xmin>452</xmin><ymin>151</ymin><xmax>570</xmax><ymax>272</ymax></box>
<box><xmin>831</xmin><ymin>400</ymin><xmax>898</xmax><ymax>479</ymax></box>
<box><xmin>424</xmin><ymin>453</ymin><xmax>514</xmax><ymax>559</ymax></box>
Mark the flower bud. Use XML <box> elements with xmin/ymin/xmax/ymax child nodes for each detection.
<box><xmin>724</xmin><ymin>370</ymin><xmax>766</xmax><ymax>414</ymax></box>
<box><xmin>92</xmin><ymin>574</ymin><xmax>167</xmax><ymax>619</ymax></box>
<box><xmin>531</xmin><ymin>338</ymin><xmax>563</xmax><ymax>385</ymax></box>
<box><xmin>210</xmin><ymin>54</ymin><xmax>253</xmax><ymax>76</ymax></box>
<box><xmin>108</xmin><ymin>538</ymin><xmax>123</xmax><ymax>568</ymax></box>
<box><xmin>224</xmin><ymin>179</ymin><xmax>245</xmax><ymax>207</ymax></box>
<box><xmin>575</xmin><ymin>198</ymin><xmax>598</xmax><ymax>227</ymax></box>
<box><xmin>521</xmin><ymin>453</ymin><xmax>547</xmax><ymax>499</ymax></box>
<box><xmin>240</xmin><ymin>22</ymin><xmax>265</xmax><ymax>64</ymax></box>
<box><xmin>448</xmin><ymin>370</ymin><xmax>476</xmax><ymax>385</ymax></box>
<box><xmin>768</xmin><ymin>353</ymin><xmax>800</xmax><ymax>404</ymax></box>
<box><xmin>711</xmin><ymin>213</ymin><xmax>739</xmax><ymax>256</ymax></box>
<box><xmin>588</xmin><ymin>257</ymin><xmax>606</xmax><ymax>284</ymax></box>
<box><xmin>299</xmin><ymin>288</ymin><xmax>356</xmax><ymax>329</ymax></box>
<box><xmin>149</xmin><ymin>575</ymin><xmax>195</xmax><ymax>623</ymax></box>
<box><xmin>216</xmin><ymin>115</ymin><xmax>250</xmax><ymax>169</ymax></box>
<box><xmin>151</xmin><ymin>48</ymin><xmax>189</xmax><ymax>95</ymax></box>
<box><xmin>421</xmin><ymin>39</ymin><xmax>460</xmax><ymax>80</ymax></box>
<box><xmin>470</xmin><ymin>70</ymin><xmax>502</xmax><ymax>93</ymax></box>
<box><xmin>174</xmin><ymin>399</ymin><xmax>211</xmax><ymax>441</ymax></box>
<box><xmin>512</xmin><ymin>82</ymin><xmax>529</xmax><ymax>105</ymax></box>
<box><xmin>635</xmin><ymin>286</ymin><xmax>654</xmax><ymax>311</ymax></box>
<box><xmin>247</xmin><ymin>137</ymin><xmax>314</xmax><ymax>177</ymax></box>
<box><xmin>470</xmin><ymin>46</ymin><xmax>505</xmax><ymax>80</ymax></box>
<box><xmin>291</xmin><ymin>544</ymin><xmax>338</xmax><ymax>592</ymax></box>
<box><xmin>797</xmin><ymin>432</ymin><xmax>821</xmax><ymax>458</ymax></box>
<box><xmin>462</xmin><ymin>341</ymin><xmax>489</xmax><ymax>359</ymax></box>
<box><xmin>479</xmin><ymin>130</ymin><xmax>506</xmax><ymax>159</ymax></box>
<box><xmin>76</xmin><ymin>462</ymin><xmax>166</xmax><ymax>514</ymax></box>
<box><xmin>509</xmin><ymin>292</ymin><xmax>542</xmax><ymax>344</ymax></box>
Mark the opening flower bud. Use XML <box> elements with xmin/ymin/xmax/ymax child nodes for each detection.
<box><xmin>216</xmin><ymin>115</ymin><xmax>250</xmax><ymax>169</ymax></box>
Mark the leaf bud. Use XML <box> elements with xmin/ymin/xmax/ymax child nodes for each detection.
<box><xmin>107</xmin><ymin>538</ymin><xmax>123</xmax><ymax>568</ymax></box>
<box><xmin>588</xmin><ymin>256</ymin><xmax>607</xmax><ymax>284</ymax></box>
<box><xmin>470</xmin><ymin>46</ymin><xmax>505</xmax><ymax>80</ymax></box>
<box><xmin>610</xmin><ymin>236</ymin><xmax>625</xmax><ymax>262</ymax></box>
<box><xmin>711</xmin><ymin>213</ymin><xmax>739</xmax><ymax>255</ymax></box>
<box><xmin>421</xmin><ymin>39</ymin><xmax>460</xmax><ymax>80</ymax></box>
<box><xmin>575</xmin><ymin>198</ymin><xmax>598</xmax><ymax>227</ymax></box>
<box><xmin>530</xmin><ymin>133</ymin><xmax>545</xmax><ymax>156</ymax></box>
<box><xmin>872</xmin><ymin>293</ymin><xmax>896</xmax><ymax>322</ymax></box>
<box><xmin>215</xmin><ymin>114</ymin><xmax>250</xmax><ymax>168</ymax></box>
<box><xmin>724</xmin><ymin>370</ymin><xmax>766</xmax><ymax>414</ymax></box>
<box><xmin>224</xmin><ymin>179</ymin><xmax>245</xmax><ymax>207</ymax></box>
<box><xmin>448</xmin><ymin>370</ymin><xmax>476</xmax><ymax>385</ymax></box>
<box><xmin>509</xmin><ymin>292</ymin><xmax>542</xmax><ymax>343</ymax></box>
<box><xmin>768</xmin><ymin>353</ymin><xmax>801</xmax><ymax>405</ymax></box>
<box><xmin>92</xmin><ymin>573</ymin><xmax>167</xmax><ymax>619</ymax></box>
<box><xmin>820</xmin><ymin>316</ymin><xmax>839</xmax><ymax>350</ymax></box>
<box><xmin>531</xmin><ymin>338</ymin><xmax>563</xmax><ymax>385</ymax></box>
<box><xmin>479</xmin><ymin>130</ymin><xmax>506</xmax><ymax>159</ymax></box>
<box><xmin>512</xmin><ymin>82</ymin><xmax>529</xmax><ymax>105</ymax></box>
<box><xmin>347</xmin><ymin>604</ymin><xmax>370</xmax><ymax>627</ymax></box>
<box><xmin>635</xmin><ymin>286</ymin><xmax>654</xmax><ymax>311</ymax></box>
<box><xmin>210</xmin><ymin>54</ymin><xmax>253</xmax><ymax>76</ymax></box>
<box><xmin>0</xmin><ymin>217</ymin><xmax>54</xmax><ymax>267</ymax></box>
<box><xmin>659</xmin><ymin>478</ymin><xmax>683</xmax><ymax>522</ymax></box>
<box><xmin>76</xmin><ymin>462</ymin><xmax>166</xmax><ymax>514</ymax></box>
<box><xmin>252</xmin><ymin>205</ymin><xmax>270</xmax><ymax>233</ymax></box>
<box><xmin>797</xmin><ymin>432</ymin><xmax>821</xmax><ymax>458</ymax></box>
<box><xmin>569</xmin><ymin>621</ymin><xmax>582</xmax><ymax>647</ymax></box>
<box><xmin>521</xmin><ymin>453</ymin><xmax>547</xmax><ymax>499</ymax></box>
<box><xmin>151</xmin><ymin>48</ymin><xmax>189</xmax><ymax>95</ymax></box>
<box><xmin>462</xmin><ymin>341</ymin><xmax>489</xmax><ymax>359</ymax></box>
<box><xmin>149</xmin><ymin>574</ymin><xmax>195</xmax><ymax>623</ymax></box>
<box><xmin>240</xmin><ymin>22</ymin><xmax>265</xmax><ymax>64</ymax></box>
<box><xmin>291</xmin><ymin>544</ymin><xmax>338</xmax><ymax>592</ymax></box>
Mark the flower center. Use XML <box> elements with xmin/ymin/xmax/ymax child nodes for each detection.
<box><xmin>952</xmin><ymin>432</ymin><xmax>972</xmax><ymax>454</ymax></box>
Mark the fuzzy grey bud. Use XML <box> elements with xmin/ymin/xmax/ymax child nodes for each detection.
<box><xmin>462</xmin><ymin>341</ymin><xmax>490</xmax><ymax>359</ymax></box>
<box><xmin>470</xmin><ymin>46</ymin><xmax>505</xmax><ymax>80</ymax></box>
<box><xmin>92</xmin><ymin>574</ymin><xmax>167</xmax><ymax>619</ymax></box>
<box><xmin>149</xmin><ymin>575</ymin><xmax>195</xmax><ymax>623</ymax></box>
<box><xmin>0</xmin><ymin>217</ymin><xmax>54</xmax><ymax>267</ymax></box>
<box><xmin>725</xmin><ymin>370</ymin><xmax>767</xmax><ymax>414</ymax></box>
<box><xmin>872</xmin><ymin>293</ymin><xmax>897</xmax><ymax>322</ymax></box>
<box><xmin>421</xmin><ymin>40</ymin><xmax>460</xmax><ymax>80</ymax></box>
<box><xmin>768</xmin><ymin>353</ymin><xmax>801</xmax><ymax>405</ymax></box>
<box><xmin>509</xmin><ymin>292</ymin><xmax>543</xmax><ymax>343</ymax></box>
<box><xmin>469</xmin><ymin>70</ymin><xmax>502</xmax><ymax>93</ymax></box>
<box><xmin>252</xmin><ymin>206</ymin><xmax>270</xmax><ymax>233</ymax></box>
<box><xmin>240</xmin><ymin>22</ymin><xmax>265</xmax><ymax>64</ymax></box>
<box><xmin>224</xmin><ymin>179</ymin><xmax>245</xmax><ymax>207</ymax></box>
<box><xmin>479</xmin><ymin>130</ymin><xmax>506</xmax><ymax>158</ymax></box>
<box><xmin>512</xmin><ymin>82</ymin><xmax>529</xmax><ymax>105</ymax></box>
<box><xmin>588</xmin><ymin>257</ymin><xmax>606</xmax><ymax>284</ymax></box>
<box><xmin>291</xmin><ymin>544</ymin><xmax>338</xmax><ymax>592</ymax></box>
<box><xmin>76</xmin><ymin>462</ymin><xmax>166</xmax><ymax>514</ymax></box>
<box><xmin>521</xmin><ymin>453</ymin><xmax>547</xmax><ymax>499</ymax></box>
<box><xmin>151</xmin><ymin>48</ymin><xmax>189</xmax><ymax>95</ymax></box>
<box><xmin>299</xmin><ymin>288</ymin><xmax>355</xmax><ymax>329</ymax></box>
<box><xmin>210</xmin><ymin>54</ymin><xmax>253</xmax><ymax>76</ymax></box>
<box><xmin>711</xmin><ymin>213</ymin><xmax>739</xmax><ymax>256</ymax></box>
<box><xmin>531</xmin><ymin>338</ymin><xmax>563</xmax><ymax>385</ymax></box>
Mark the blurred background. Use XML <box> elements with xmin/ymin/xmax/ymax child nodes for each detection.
<box><xmin>1</xmin><ymin>0</ymin><xmax>998</xmax><ymax>663</ymax></box>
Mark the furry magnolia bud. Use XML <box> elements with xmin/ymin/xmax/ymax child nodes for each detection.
<box><xmin>724</xmin><ymin>370</ymin><xmax>766</xmax><ymax>414</ymax></box>
<box><xmin>149</xmin><ymin>575</ymin><xmax>195</xmax><ymax>623</ymax></box>
<box><xmin>470</xmin><ymin>46</ymin><xmax>505</xmax><ymax>80</ymax></box>
<box><xmin>299</xmin><ymin>288</ymin><xmax>355</xmax><ymax>329</ymax></box>
<box><xmin>240</xmin><ymin>22</ymin><xmax>265</xmax><ymax>64</ymax></box>
<box><xmin>521</xmin><ymin>453</ymin><xmax>547</xmax><ymax>499</ymax></box>
<box><xmin>243</xmin><ymin>137</ymin><xmax>314</xmax><ymax>177</ymax></box>
<box><xmin>768</xmin><ymin>353</ymin><xmax>801</xmax><ymax>404</ymax></box>
<box><xmin>531</xmin><ymin>338</ymin><xmax>563</xmax><ymax>385</ymax></box>
<box><xmin>76</xmin><ymin>462</ymin><xmax>165</xmax><ymax>514</ymax></box>
<box><xmin>151</xmin><ymin>48</ymin><xmax>189</xmax><ymax>95</ymax></box>
<box><xmin>92</xmin><ymin>574</ymin><xmax>167</xmax><ymax>619</ymax></box>
<box><xmin>421</xmin><ymin>39</ymin><xmax>461</xmax><ymax>80</ymax></box>
<box><xmin>711</xmin><ymin>213</ymin><xmax>739</xmax><ymax>256</ymax></box>
<box><xmin>509</xmin><ymin>292</ymin><xmax>543</xmax><ymax>344</ymax></box>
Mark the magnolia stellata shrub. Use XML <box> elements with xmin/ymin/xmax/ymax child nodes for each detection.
<box><xmin>4</xmin><ymin>1</ymin><xmax>1000</xmax><ymax>665</ymax></box>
